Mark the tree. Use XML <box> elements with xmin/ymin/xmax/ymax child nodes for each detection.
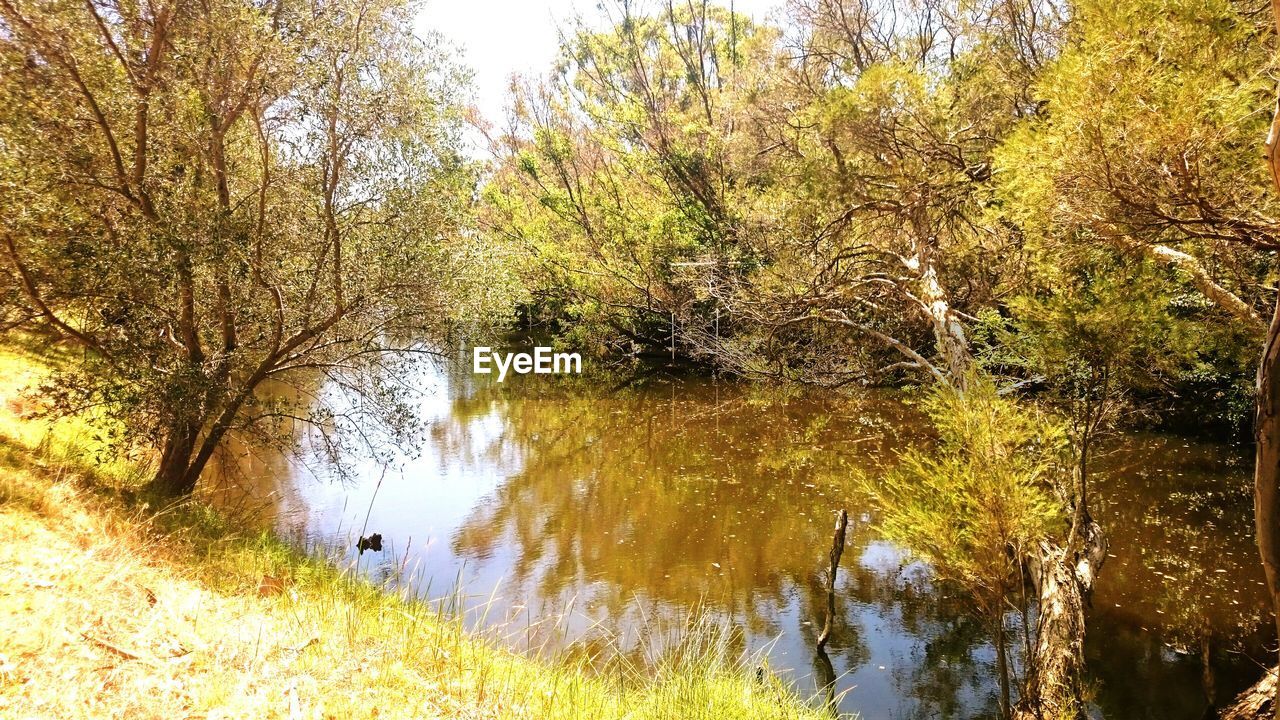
<box><xmin>483</xmin><ymin>0</ymin><xmax>770</xmax><ymax>359</ymax></box>
<box><xmin>861</xmin><ymin>378</ymin><xmax>1068</xmax><ymax>718</ymax></box>
<box><xmin>992</xmin><ymin>0</ymin><xmax>1280</xmax><ymax>713</ymax></box>
<box><xmin>1248</xmin><ymin>0</ymin><xmax>1280</xmax><ymax>713</ymax></box>
<box><xmin>0</xmin><ymin>0</ymin><xmax>502</xmax><ymax>495</ymax></box>
<box><xmin>716</xmin><ymin>0</ymin><xmax>1062</xmax><ymax>387</ymax></box>
<box><xmin>990</xmin><ymin>250</ymin><xmax>1257</xmax><ymax>486</ymax></box>
<box><xmin>993</xmin><ymin>0</ymin><xmax>1275</xmax><ymax>338</ymax></box>
<box><xmin>485</xmin><ymin>3</ymin><xmax>1113</xmax><ymax>711</ymax></box>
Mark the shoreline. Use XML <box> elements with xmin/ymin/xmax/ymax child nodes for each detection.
<box><xmin>0</xmin><ymin>343</ymin><xmax>831</xmax><ymax>720</ymax></box>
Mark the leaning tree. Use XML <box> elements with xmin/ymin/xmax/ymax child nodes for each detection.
<box><xmin>993</xmin><ymin>0</ymin><xmax>1280</xmax><ymax>715</ymax></box>
<box><xmin>0</xmin><ymin>0</ymin><xmax>496</xmax><ymax>495</ymax></box>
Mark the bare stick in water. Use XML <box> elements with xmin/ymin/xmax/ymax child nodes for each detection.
<box><xmin>817</xmin><ymin>509</ymin><xmax>848</xmax><ymax>651</ymax></box>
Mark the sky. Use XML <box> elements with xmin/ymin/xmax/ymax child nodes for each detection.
<box><xmin>417</xmin><ymin>0</ymin><xmax>784</xmax><ymax>151</ymax></box>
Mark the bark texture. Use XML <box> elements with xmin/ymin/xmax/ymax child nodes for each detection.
<box><xmin>152</xmin><ymin>418</ymin><xmax>201</xmax><ymax>497</ymax></box>
<box><xmin>1254</xmin><ymin>293</ymin><xmax>1280</xmax><ymax>720</ymax></box>
<box><xmin>1231</xmin><ymin>289</ymin><xmax>1280</xmax><ymax>720</ymax></box>
<box><xmin>914</xmin><ymin>253</ymin><xmax>972</xmax><ymax>388</ymax></box>
<box><xmin>1241</xmin><ymin>3</ymin><xmax>1280</xmax><ymax>718</ymax></box>
<box><xmin>1221</xmin><ymin>667</ymin><xmax>1278</xmax><ymax>720</ymax></box>
<box><xmin>816</xmin><ymin>509</ymin><xmax>848</xmax><ymax>651</ymax></box>
<box><xmin>1014</xmin><ymin>518</ymin><xmax>1107</xmax><ymax>720</ymax></box>
<box><xmin>1145</xmin><ymin>244</ymin><xmax>1266</xmax><ymax>334</ymax></box>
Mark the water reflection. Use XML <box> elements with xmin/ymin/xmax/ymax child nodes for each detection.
<box><xmin>208</xmin><ymin>353</ymin><xmax>1273</xmax><ymax>719</ymax></box>
<box><xmin>1089</xmin><ymin>436</ymin><xmax>1271</xmax><ymax>717</ymax></box>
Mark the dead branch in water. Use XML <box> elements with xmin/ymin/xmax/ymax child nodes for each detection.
<box><xmin>816</xmin><ymin>509</ymin><xmax>848</xmax><ymax>651</ymax></box>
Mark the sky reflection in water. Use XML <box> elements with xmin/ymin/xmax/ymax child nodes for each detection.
<box><xmin>209</xmin><ymin>353</ymin><xmax>1272</xmax><ymax>720</ymax></box>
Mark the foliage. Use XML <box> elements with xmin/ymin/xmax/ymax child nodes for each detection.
<box><xmin>862</xmin><ymin>377</ymin><xmax>1067</xmax><ymax>620</ymax></box>
<box><xmin>996</xmin><ymin>0</ymin><xmax>1277</xmax><ymax>244</ymax></box>
<box><xmin>0</xmin><ymin>0</ymin><xmax>515</xmax><ymax>494</ymax></box>
<box><xmin>483</xmin><ymin>0</ymin><xmax>1057</xmax><ymax>386</ymax></box>
<box><xmin>480</xmin><ymin>0</ymin><xmax>1275</xmax><ymax>433</ymax></box>
<box><xmin>985</xmin><ymin>0</ymin><xmax>1275</xmax><ymax>432</ymax></box>
<box><xmin>481</xmin><ymin>1</ymin><xmax>772</xmax><ymax>357</ymax></box>
<box><xmin>860</xmin><ymin>375</ymin><xmax>1074</xmax><ymax>716</ymax></box>
<box><xmin>981</xmin><ymin>251</ymin><xmax>1258</xmax><ymax>433</ymax></box>
<box><xmin>993</xmin><ymin>0</ymin><xmax>1277</xmax><ymax>325</ymax></box>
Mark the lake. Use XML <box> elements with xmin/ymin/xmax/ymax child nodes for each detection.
<box><xmin>208</xmin><ymin>349</ymin><xmax>1273</xmax><ymax>719</ymax></box>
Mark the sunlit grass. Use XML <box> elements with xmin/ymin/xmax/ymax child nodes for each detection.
<box><xmin>0</xmin><ymin>336</ymin><xmax>149</xmax><ymax>490</ymax></box>
<box><xmin>0</xmin><ymin>341</ymin><xmax>838</xmax><ymax>720</ymax></box>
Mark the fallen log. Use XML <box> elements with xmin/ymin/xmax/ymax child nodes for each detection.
<box><xmin>1220</xmin><ymin>667</ymin><xmax>1278</xmax><ymax>720</ymax></box>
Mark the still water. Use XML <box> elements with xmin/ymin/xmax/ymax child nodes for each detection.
<box><xmin>210</xmin><ymin>351</ymin><xmax>1273</xmax><ymax>719</ymax></box>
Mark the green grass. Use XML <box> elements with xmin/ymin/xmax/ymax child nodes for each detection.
<box><xmin>0</xmin><ymin>337</ymin><xmax>148</xmax><ymax>490</ymax></box>
<box><xmin>0</xmin><ymin>341</ymin><xmax>839</xmax><ymax>720</ymax></box>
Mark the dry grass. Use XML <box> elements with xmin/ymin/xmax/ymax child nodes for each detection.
<box><xmin>0</xmin><ymin>342</ymin><xmax>836</xmax><ymax>720</ymax></box>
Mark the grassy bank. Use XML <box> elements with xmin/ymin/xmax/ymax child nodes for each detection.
<box><xmin>0</xmin><ymin>343</ymin><xmax>834</xmax><ymax>720</ymax></box>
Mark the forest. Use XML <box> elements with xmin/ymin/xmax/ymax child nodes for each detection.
<box><xmin>2</xmin><ymin>0</ymin><xmax>1280</xmax><ymax>718</ymax></box>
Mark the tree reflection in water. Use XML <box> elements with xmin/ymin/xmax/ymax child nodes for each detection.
<box><xmin>212</xmin><ymin>359</ymin><xmax>1275</xmax><ymax>719</ymax></box>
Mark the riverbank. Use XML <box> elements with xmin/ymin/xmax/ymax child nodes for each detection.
<box><xmin>0</xmin><ymin>343</ymin><xmax>831</xmax><ymax>720</ymax></box>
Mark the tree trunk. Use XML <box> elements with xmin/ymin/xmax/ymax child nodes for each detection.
<box><xmin>1260</xmin><ymin>294</ymin><xmax>1280</xmax><ymax>720</ymax></box>
<box><xmin>1221</xmin><ymin>667</ymin><xmax>1278</xmax><ymax>720</ymax></box>
<box><xmin>151</xmin><ymin>417</ymin><xmax>201</xmax><ymax>496</ymax></box>
<box><xmin>1253</xmin><ymin>1</ymin><xmax>1280</xmax><ymax>715</ymax></box>
<box><xmin>1141</xmin><ymin>243</ymin><xmax>1266</xmax><ymax>333</ymax></box>
<box><xmin>817</xmin><ymin>509</ymin><xmax>848</xmax><ymax>651</ymax></box>
<box><xmin>1230</xmin><ymin>291</ymin><xmax>1280</xmax><ymax>720</ymax></box>
<box><xmin>996</xmin><ymin>616</ymin><xmax>1012</xmax><ymax>720</ymax></box>
<box><xmin>1014</xmin><ymin>518</ymin><xmax>1107</xmax><ymax>720</ymax></box>
<box><xmin>149</xmin><ymin>417</ymin><xmax>240</xmax><ymax>497</ymax></box>
<box><xmin>916</xmin><ymin>255</ymin><xmax>972</xmax><ymax>388</ymax></box>
<box><xmin>147</xmin><ymin>370</ymin><xmax>261</xmax><ymax>497</ymax></box>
